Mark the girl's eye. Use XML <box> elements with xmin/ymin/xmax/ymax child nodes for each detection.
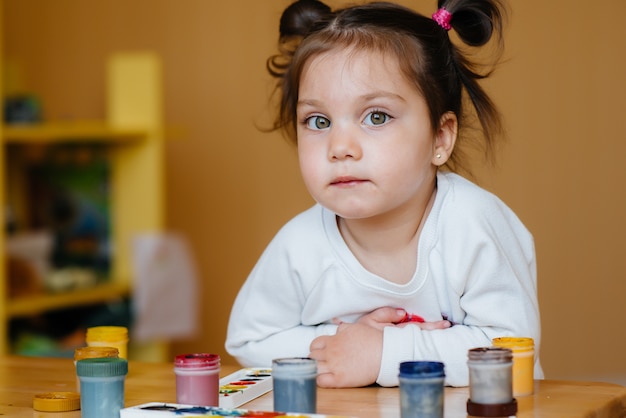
<box><xmin>364</xmin><ymin>111</ymin><xmax>390</xmax><ymax>126</ymax></box>
<box><xmin>306</xmin><ymin>116</ymin><xmax>331</xmax><ymax>130</ymax></box>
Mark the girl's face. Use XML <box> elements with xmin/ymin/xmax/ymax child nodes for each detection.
<box><xmin>296</xmin><ymin>47</ymin><xmax>451</xmax><ymax>221</ymax></box>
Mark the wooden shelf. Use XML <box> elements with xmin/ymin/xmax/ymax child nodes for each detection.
<box><xmin>3</xmin><ymin>121</ymin><xmax>146</xmax><ymax>143</ymax></box>
<box><xmin>6</xmin><ymin>281</ymin><xmax>131</xmax><ymax>318</ymax></box>
<box><xmin>0</xmin><ymin>52</ymin><xmax>167</xmax><ymax>360</ymax></box>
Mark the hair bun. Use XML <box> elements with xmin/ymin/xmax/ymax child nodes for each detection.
<box><xmin>441</xmin><ymin>0</ymin><xmax>506</xmax><ymax>47</ymax></box>
<box><xmin>279</xmin><ymin>0</ymin><xmax>331</xmax><ymax>38</ymax></box>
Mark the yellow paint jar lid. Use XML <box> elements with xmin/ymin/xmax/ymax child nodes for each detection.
<box><xmin>33</xmin><ymin>392</ymin><xmax>80</xmax><ymax>412</ymax></box>
<box><xmin>86</xmin><ymin>326</ymin><xmax>128</xmax><ymax>343</ymax></box>
<box><xmin>492</xmin><ymin>337</ymin><xmax>534</xmax><ymax>352</ymax></box>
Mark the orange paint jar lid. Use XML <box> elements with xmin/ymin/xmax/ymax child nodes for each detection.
<box><xmin>74</xmin><ymin>345</ymin><xmax>119</xmax><ymax>361</ymax></box>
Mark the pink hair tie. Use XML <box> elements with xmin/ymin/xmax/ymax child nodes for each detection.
<box><xmin>432</xmin><ymin>7</ymin><xmax>452</xmax><ymax>31</ymax></box>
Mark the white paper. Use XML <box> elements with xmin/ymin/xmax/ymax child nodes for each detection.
<box><xmin>131</xmin><ymin>232</ymin><xmax>199</xmax><ymax>342</ymax></box>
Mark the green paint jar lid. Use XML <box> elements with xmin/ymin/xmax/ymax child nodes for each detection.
<box><xmin>76</xmin><ymin>357</ymin><xmax>128</xmax><ymax>377</ymax></box>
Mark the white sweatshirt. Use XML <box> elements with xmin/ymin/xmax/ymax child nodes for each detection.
<box><xmin>225</xmin><ymin>172</ymin><xmax>543</xmax><ymax>387</ymax></box>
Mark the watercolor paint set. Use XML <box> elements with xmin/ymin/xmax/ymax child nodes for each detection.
<box><xmin>120</xmin><ymin>402</ymin><xmax>356</xmax><ymax>417</ymax></box>
<box><xmin>219</xmin><ymin>367</ymin><xmax>273</xmax><ymax>409</ymax></box>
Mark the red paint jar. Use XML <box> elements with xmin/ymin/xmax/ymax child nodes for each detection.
<box><xmin>174</xmin><ymin>353</ymin><xmax>220</xmax><ymax>406</ymax></box>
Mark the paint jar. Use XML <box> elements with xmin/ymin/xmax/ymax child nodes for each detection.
<box><xmin>272</xmin><ymin>357</ymin><xmax>317</xmax><ymax>413</ymax></box>
<box><xmin>174</xmin><ymin>353</ymin><xmax>220</xmax><ymax>406</ymax></box>
<box><xmin>492</xmin><ymin>337</ymin><xmax>535</xmax><ymax>396</ymax></box>
<box><xmin>86</xmin><ymin>326</ymin><xmax>129</xmax><ymax>359</ymax></box>
<box><xmin>467</xmin><ymin>347</ymin><xmax>517</xmax><ymax>417</ymax></box>
<box><xmin>398</xmin><ymin>361</ymin><xmax>445</xmax><ymax>418</ymax></box>
<box><xmin>74</xmin><ymin>346</ymin><xmax>119</xmax><ymax>392</ymax></box>
<box><xmin>76</xmin><ymin>357</ymin><xmax>128</xmax><ymax>418</ymax></box>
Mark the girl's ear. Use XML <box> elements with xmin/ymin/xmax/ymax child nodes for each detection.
<box><xmin>432</xmin><ymin>112</ymin><xmax>458</xmax><ymax>166</ymax></box>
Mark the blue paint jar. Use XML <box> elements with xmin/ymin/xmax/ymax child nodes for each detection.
<box><xmin>77</xmin><ymin>357</ymin><xmax>128</xmax><ymax>418</ymax></box>
<box><xmin>272</xmin><ymin>357</ymin><xmax>317</xmax><ymax>413</ymax></box>
<box><xmin>399</xmin><ymin>361</ymin><xmax>445</xmax><ymax>418</ymax></box>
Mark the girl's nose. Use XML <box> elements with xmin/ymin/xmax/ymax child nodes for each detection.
<box><xmin>327</xmin><ymin>125</ymin><xmax>362</xmax><ymax>161</ymax></box>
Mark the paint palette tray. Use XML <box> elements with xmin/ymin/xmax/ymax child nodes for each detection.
<box><xmin>219</xmin><ymin>367</ymin><xmax>273</xmax><ymax>409</ymax></box>
<box><xmin>121</xmin><ymin>402</ymin><xmax>356</xmax><ymax>417</ymax></box>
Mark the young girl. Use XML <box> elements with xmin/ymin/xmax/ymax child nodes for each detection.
<box><xmin>226</xmin><ymin>0</ymin><xmax>543</xmax><ymax>388</ymax></box>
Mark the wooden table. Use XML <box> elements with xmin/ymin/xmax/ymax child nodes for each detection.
<box><xmin>1</xmin><ymin>355</ymin><xmax>624</xmax><ymax>417</ymax></box>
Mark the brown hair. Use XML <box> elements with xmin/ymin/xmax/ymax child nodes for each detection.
<box><xmin>267</xmin><ymin>0</ymin><xmax>507</xmax><ymax>174</ymax></box>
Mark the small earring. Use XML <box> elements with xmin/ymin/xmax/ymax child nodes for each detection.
<box><xmin>436</xmin><ymin>153</ymin><xmax>442</xmax><ymax>159</ymax></box>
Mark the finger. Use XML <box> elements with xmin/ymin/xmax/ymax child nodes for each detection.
<box><xmin>312</xmin><ymin>358</ymin><xmax>329</xmax><ymax>375</ymax></box>
<box><xmin>317</xmin><ymin>372</ymin><xmax>338</xmax><ymax>388</ymax></box>
<box><xmin>374</xmin><ymin>307</ymin><xmax>406</xmax><ymax>322</ymax></box>
<box><xmin>360</xmin><ymin>307</ymin><xmax>406</xmax><ymax>326</ymax></box>
<box><xmin>309</xmin><ymin>336</ymin><xmax>327</xmax><ymax>351</ymax></box>
<box><xmin>418</xmin><ymin>320</ymin><xmax>452</xmax><ymax>330</ymax></box>
<box><xmin>331</xmin><ymin>317</ymin><xmax>345</xmax><ymax>325</ymax></box>
<box><xmin>336</xmin><ymin>322</ymin><xmax>350</xmax><ymax>333</ymax></box>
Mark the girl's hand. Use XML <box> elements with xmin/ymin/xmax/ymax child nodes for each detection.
<box><xmin>312</xmin><ymin>308</ymin><xmax>453</xmax><ymax>387</ymax></box>
<box><xmin>309</xmin><ymin>322</ymin><xmax>382</xmax><ymax>388</ymax></box>
<box><xmin>353</xmin><ymin>306</ymin><xmax>406</xmax><ymax>329</ymax></box>
<box><xmin>349</xmin><ymin>307</ymin><xmax>452</xmax><ymax>331</ymax></box>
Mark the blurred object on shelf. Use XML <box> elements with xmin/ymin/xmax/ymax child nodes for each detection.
<box><xmin>6</xmin><ymin>230</ymin><xmax>99</xmax><ymax>295</ymax></box>
<box><xmin>46</xmin><ymin>267</ymin><xmax>98</xmax><ymax>293</ymax></box>
<box><xmin>6</xmin><ymin>230</ymin><xmax>53</xmax><ymax>281</ymax></box>
<box><xmin>7</xmin><ymin>256</ymin><xmax>43</xmax><ymax>298</ymax></box>
<box><xmin>5</xmin><ymin>205</ymin><xmax>16</xmax><ymax>234</ymax></box>
<box><xmin>13</xmin><ymin>332</ymin><xmax>62</xmax><ymax>357</ymax></box>
<box><xmin>6</xmin><ymin>231</ymin><xmax>53</xmax><ymax>297</ymax></box>
<box><xmin>4</xmin><ymin>94</ymin><xmax>42</xmax><ymax>124</ymax></box>
<box><xmin>24</xmin><ymin>144</ymin><xmax>112</xmax><ymax>279</ymax></box>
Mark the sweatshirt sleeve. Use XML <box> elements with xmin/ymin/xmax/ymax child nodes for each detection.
<box><xmin>225</xmin><ymin>209</ymin><xmax>339</xmax><ymax>367</ymax></box>
<box><xmin>377</xmin><ymin>180</ymin><xmax>542</xmax><ymax>387</ymax></box>
<box><xmin>377</xmin><ymin>323</ymin><xmax>498</xmax><ymax>386</ymax></box>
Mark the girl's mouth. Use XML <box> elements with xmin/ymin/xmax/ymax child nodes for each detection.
<box><xmin>330</xmin><ymin>176</ymin><xmax>366</xmax><ymax>186</ymax></box>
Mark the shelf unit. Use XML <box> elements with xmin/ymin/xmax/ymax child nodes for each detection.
<box><xmin>0</xmin><ymin>52</ymin><xmax>167</xmax><ymax>360</ymax></box>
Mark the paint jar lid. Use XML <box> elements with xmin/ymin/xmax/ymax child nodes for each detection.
<box><xmin>272</xmin><ymin>357</ymin><xmax>317</xmax><ymax>377</ymax></box>
<box><xmin>492</xmin><ymin>337</ymin><xmax>534</xmax><ymax>352</ymax></box>
<box><xmin>74</xmin><ymin>345</ymin><xmax>119</xmax><ymax>361</ymax></box>
<box><xmin>174</xmin><ymin>353</ymin><xmax>220</xmax><ymax>370</ymax></box>
<box><xmin>77</xmin><ymin>357</ymin><xmax>128</xmax><ymax>377</ymax></box>
<box><xmin>86</xmin><ymin>326</ymin><xmax>128</xmax><ymax>343</ymax></box>
<box><xmin>33</xmin><ymin>392</ymin><xmax>80</xmax><ymax>412</ymax></box>
<box><xmin>468</xmin><ymin>347</ymin><xmax>513</xmax><ymax>363</ymax></box>
<box><xmin>399</xmin><ymin>361</ymin><xmax>445</xmax><ymax>378</ymax></box>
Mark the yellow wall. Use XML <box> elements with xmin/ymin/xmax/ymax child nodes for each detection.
<box><xmin>3</xmin><ymin>0</ymin><xmax>626</xmax><ymax>385</ymax></box>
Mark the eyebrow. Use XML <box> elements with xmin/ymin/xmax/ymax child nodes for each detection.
<box><xmin>296</xmin><ymin>99</ymin><xmax>322</xmax><ymax>109</ymax></box>
<box><xmin>297</xmin><ymin>91</ymin><xmax>406</xmax><ymax>109</ymax></box>
<box><xmin>361</xmin><ymin>91</ymin><xmax>406</xmax><ymax>102</ymax></box>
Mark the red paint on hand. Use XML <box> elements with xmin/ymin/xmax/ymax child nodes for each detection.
<box><xmin>396</xmin><ymin>312</ymin><xmax>425</xmax><ymax>324</ymax></box>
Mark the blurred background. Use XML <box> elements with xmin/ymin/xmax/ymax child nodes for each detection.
<box><xmin>1</xmin><ymin>0</ymin><xmax>625</xmax><ymax>385</ymax></box>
